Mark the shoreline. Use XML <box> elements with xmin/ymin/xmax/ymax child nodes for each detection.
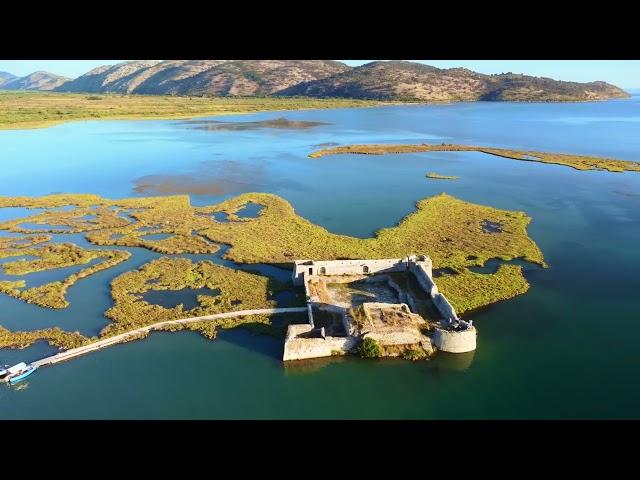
<box><xmin>0</xmin><ymin>105</ymin><xmax>391</xmax><ymax>132</ymax></box>
<box><xmin>0</xmin><ymin>92</ymin><xmax>388</xmax><ymax>131</ymax></box>
<box><xmin>0</xmin><ymin>90</ymin><xmax>633</xmax><ymax>131</ymax></box>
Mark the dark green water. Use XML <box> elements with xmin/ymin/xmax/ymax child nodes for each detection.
<box><xmin>0</xmin><ymin>100</ymin><xmax>639</xmax><ymax>418</ymax></box>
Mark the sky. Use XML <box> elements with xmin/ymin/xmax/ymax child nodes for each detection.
<box><xmin>1</xmin><ymin>60</ymin><xmax>639</xmax><ymax>89</ymax></box>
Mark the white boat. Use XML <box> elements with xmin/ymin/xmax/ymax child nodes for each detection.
<box><xmin>1</xmin><ymin>362</ymin><xmax>38</xmax><ymax>384</ymax></box>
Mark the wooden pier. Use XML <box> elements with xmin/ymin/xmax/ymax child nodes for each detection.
<box><xmin>32</xmin><ymin>307</ymin><xmax>308</xmax><ymax>368</ymax></box>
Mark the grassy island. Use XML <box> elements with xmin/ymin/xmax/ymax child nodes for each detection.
<box><xmin>309</xmin><ymin>143</ymin><xmax>640</xmax><ymax>173</ymax></box>
<box><xmin>426</xmin><ymin>172</ymin><xmax>459</xmax><ymax>180</ymax></box>
<box><xmin>1</xmin><ymin>243</ymin><xmax>107</xmax><ymax>275</ymax></box>
<box><xmin>196</xmin><ymin>192</ymin><xmax>544</xmax><ymax>269</ymax></box>
<box><xmin>0</xmin><ymin>235</ymin><xmax>51</xmax><ymax>250</ymax></box>
<box><xmin>0</xmin><ymin>326</ymin><xmax>90</xmax><ymax>350</ymax></box>
<box><xmin>0</xmin><ymin>91</ymin><xmax>380</xmax><ymax>130</ymax></box>
<box><xmin>435</xmin><ymin>264</ymin><xmax>530</xmax><ymax>313</ymax></box>
<box><xmin>0</xmin><ymin>243</ymin><xmax>131</xmax><ymax>309</ymax></box>
<box><xmin>0</xmin><ymin>190</ymin><xmax>545</xmax><ymax>349</ymax></box>
<box><xmin>103</xmin><ymin>257</ymin><xmax>278</xmax><ymax>337</ymax></box>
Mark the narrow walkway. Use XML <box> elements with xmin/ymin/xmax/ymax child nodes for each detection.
<box><xmin>32</xmin><ymin>307</ymin><xmax>308</xmax><ymax>368</ymax></box>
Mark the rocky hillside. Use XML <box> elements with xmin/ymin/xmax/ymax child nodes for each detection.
<box><xmin>55</xmin><ymin>60</ymin><xmax>163</xmax><ymax>93</ymax></box>
<box><xmin>57</xmin><ymin>60</ymin><xmax>349</xmax><ymax>96</ymax></box>
<box><xmin>1</xmin><ymin>71</ymin><xmax>70</xmax><ymax>91</ymax></box>
<box><xmin>278</xmin><ymin>61</ymin><xmax>629</xmax><ymax>102</ymax></box>
<box><xmin>479</xmin><ymin>74</ymin><xmax>629</xmax><ymax>101</ymax></box>
<box><xmin>44</xmin><ymin>60</ymin><xmax>630</xmax><ymax>101</ymax></box>
<box><xmin>0</xmin><ymin>71</ymin><xmax>17</xmax><ymax>88</ymax></box>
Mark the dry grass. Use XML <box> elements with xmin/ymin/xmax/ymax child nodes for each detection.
<box><xmin>0</xmin><ymin>91</ymin><xmax>379</xmax><ymax>130</ymax></box>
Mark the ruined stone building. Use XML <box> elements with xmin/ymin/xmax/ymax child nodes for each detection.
<box><xmin>284</xmin><ymin>255</ymin><xmax>477</xmax><ymax>361</ymax></box>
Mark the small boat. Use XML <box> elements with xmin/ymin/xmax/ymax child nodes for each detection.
<box><xmin>1</xmin><ymin>362</ymin><xmax>38</xmax><ymax>385</ymax></box>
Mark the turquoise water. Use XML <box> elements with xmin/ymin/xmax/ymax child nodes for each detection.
<box><xmin>140</xmin><ymin>233</ymin><xmax>172</xmax><ymax>241</ymax></box>
<box><xmin>0</xmin><ymin>99</ymin><xmax>639</xmax><ymax>418</ymax></box>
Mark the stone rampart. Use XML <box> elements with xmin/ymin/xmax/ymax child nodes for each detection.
<box><xmin>433</xmin><ymin>293</ymin><xmax>459</xmax><ymax>322</ymax></box>
<box><xmin>292</xmin><ymin>258</ymin><xmax>407</xmax><ymax>286</ymax></box>
<box><xmin>283</xmin><ymin>324</ymin><xmax>357</xmax><ymax>361</ymax></box>
<box><xmin>409</xmin><ymin>262</ymin><xmax>437</xmax><ymax>296</ymax></box>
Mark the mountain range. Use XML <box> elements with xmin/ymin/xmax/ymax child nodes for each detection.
<box><xmin>0</xmin><ymin>71</ymin><xmax>70</xmax><ymax>91</ymax></box>
<box><xmin>56</xmin><ymin>60</ymin><xmax>350</xmax><ymax>96</ymax></box>
<box><xmin>277</xmin><ymin>61</ymin><xmax>630</xmax><ymax>101</ymax></box>
<box><xmin>0</xmin><ymin>60</ymin><xmax>630</xmax><ymax>102</ymax></box>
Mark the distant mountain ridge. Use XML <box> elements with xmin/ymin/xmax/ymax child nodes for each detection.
<box><xmin>57</xmin><ymin>60</ymin><xmax>350</xmax><ymax>96</ymax></box>
<box><xmin>1</xmin><ymin>60</ymin><xmax>630</xmax><ymax>102</ymax></box>
<box><xmin>277</xmin><ymin>61</ymin><xmax>630</xmax><ymax>102</ymax></box>
<box><xmin>1</xmin><ymin>71</ymin><xmax>69</xmax><ymax>91</ymax></box>
<box><xmin>0</xmin><ymin>71</ymin><xmax>18</xmax><ymax>88</ymax></box>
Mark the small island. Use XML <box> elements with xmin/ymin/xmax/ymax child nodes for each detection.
<box><xmin>309</xmin><ymin>143</ymin><xmax>640</xmax><ymax>173</ymax></box>
<box><xmin>426</xmin><ymin>172</ymin><xmax>459</xmax><ymax>180</ymax></box>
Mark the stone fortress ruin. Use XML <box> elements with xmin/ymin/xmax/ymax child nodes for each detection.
<box><xmin>284</xmin><ymin>255</ymin><xmax>477</xmax><ymax>361</ymax></box>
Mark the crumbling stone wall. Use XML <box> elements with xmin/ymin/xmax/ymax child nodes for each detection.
<box><xmin>292</xmin><ymin>256</ymin><xmax>430</xmax><ymax>286</ymax></box>
<box><xmin>283</xmin><ymin>324</ymin><xmax>357</xmax><ymax>361</ymax></box>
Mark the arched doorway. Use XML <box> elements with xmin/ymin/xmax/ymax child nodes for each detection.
<box><xmin>319</xmin><ymin>267</ymin><xmax>326</xmax><ymax>275</ymax></box>
<box><xmin>363</xmin><ymin>265</ymin><xmax>369</xmax><ymax>274</ymax></box>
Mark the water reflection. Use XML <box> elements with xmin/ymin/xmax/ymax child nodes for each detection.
<box><xmin>140</xmin><ymin>233</ymin><xmax>172</xmax><ymax>241</ymax></box>
<box><xmin>283</xmin><ymin>354</ymin><xmax>349</xmax><ymax>376</ymax></box>
<box><xmin>133</xmin><ymin>159</ymin><xmax>303</xmax><ymax>197</ymax></box>
<box><xmin>431</xmin><ymin>350</ymin><xmax>476</xmax><ymax>372</ymax></box>
<box><xmin>182</xmin><ymin>117</ymin><xmax>331</xmax><ymax>131</ymax></box>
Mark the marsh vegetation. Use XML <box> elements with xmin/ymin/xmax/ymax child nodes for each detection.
<box><xmin>0</xmin><ymin>189</ymin><xmax>545</xmax><ymax>351</ymax></box>
<box><xmin>0</xmin><ymin>243</ymin><xmax>131</xmax><ymax>309</ymax></box>
<box><xmin>103</xmin><ymin>257</ymin><xmax>277</xmax><ymax>337</ymax></box>
<box><xmin>309</xmin><ymin>143</ymin><xmax>640</xmax><ymax>173</ymax></box>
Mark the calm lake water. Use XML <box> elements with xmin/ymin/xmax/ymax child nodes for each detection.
<box><xmin>1</xmin><ymin>98</ymin><xmax>639</xmax><ymax>419</ymax></box>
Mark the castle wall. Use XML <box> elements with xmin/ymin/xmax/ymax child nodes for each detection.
<box><xmin>292</xmin><ymin>258</ymin><xmax>411</xmax><ymax>286</ymax></box>
<box><xmin>432</xmin><ymin>293</ymin><xmax>459</xmax><ymax>322</ymax></box>
<box><xmin>283</xmin><ymin>324</ymin><xmax>357</xmax><ymax>361</ymax></box>
<box><xmin>409</xmin><ymin>261</ymin><xmax>437</xmax><ymax>296</ymax></box>
<box><xmin>297</xmin><ymin>256</ymin><xmax>460</xmax><ymax>326</ymax></box>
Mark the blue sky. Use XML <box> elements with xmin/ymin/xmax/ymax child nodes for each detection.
<box><xmin>1</xmin><ymin>60</ymin><xmax>639</xmax><ymax>89</ymax></box>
